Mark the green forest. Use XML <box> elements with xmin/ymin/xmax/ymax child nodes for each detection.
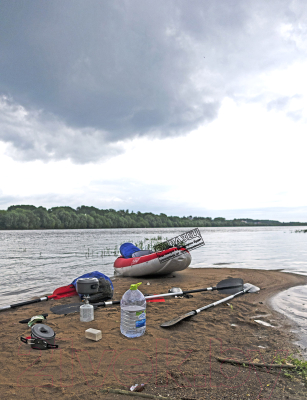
<box><xmin>0</xmin><ymin>205</ymin><xmax>305</xmax><ymax>230</ymax></box>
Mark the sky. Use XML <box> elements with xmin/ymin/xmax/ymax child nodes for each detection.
<box><xmin>0</xmin><ymin>0</ymin><xmax>307</xmax><ymax>222</ymax></box>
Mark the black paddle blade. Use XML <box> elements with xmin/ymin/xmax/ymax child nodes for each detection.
<box><xmin>50</xmin><ymin>300</ymin><xmax>113</xmax><ymax>315</ymax></box>
<box><xmin>216</xmin><ymin>278</ymin><xmax>244</xmax><ymax>294</ymax></box>
<box><xmin>160</xmin><ymin>310</ymin><xmax>197</xmax><ymax>328</ymax></box>
<box><xmin>50</xmin><ymin>302</ymin><xmax>82</xmax><ymax>315</ymax></box>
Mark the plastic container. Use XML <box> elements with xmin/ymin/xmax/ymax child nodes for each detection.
<box><xmin>120</xmin><ymin>282</ymin><xmax>146</xmax><ymax>338</ymax></box>
<box><xmin>80</xmin><ymin>302</ymin><xmax>94</xmax><ymax>322</ymax></box>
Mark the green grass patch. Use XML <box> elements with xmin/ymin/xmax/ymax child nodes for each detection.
<box><xmin>274</xmin><ymin>354</ymin><xmax>307</xmax><ymax>382</ymax></box>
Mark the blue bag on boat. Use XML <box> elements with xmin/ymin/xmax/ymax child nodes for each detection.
<box><xmin>71</xmin><ymin>271</ymin><xmax>114</xmax><ymax>298</ymax></box>
<box><xmin>120</xmin><ymin>243</ymin><xmax>141</xmax><ymax>258</ymax></box>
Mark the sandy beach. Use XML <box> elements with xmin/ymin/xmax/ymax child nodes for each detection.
<box><xmin>1</xmin><ymin>267</ymin><xmax>307</xmax><ymax>400</ymax></box>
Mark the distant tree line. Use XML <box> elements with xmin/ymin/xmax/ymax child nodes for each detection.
<box><xmin>0</xmin><ymin>205</ymin><xmax>305</xmax><ymax>230</ymax></box>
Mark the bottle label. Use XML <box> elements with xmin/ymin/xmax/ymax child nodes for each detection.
<box><xmin>136</xmin><ymin>311</ymin><xmax>146</xmax><ymax>317</ymax></box>
<box><xmin>136</xmin><ymin>319</ymin><xmax>146</xmax><ymax>328</ymax></box>
<box><xmin>135</xmin><ymin>310</ymin><xmax>146</xmax><ymax>328</ymax></box>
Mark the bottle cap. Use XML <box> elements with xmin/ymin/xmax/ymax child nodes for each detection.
<box><xmin>130</xmin><ymin>282</ymin><xmax>142</xmax><ymax>290</ymax></box>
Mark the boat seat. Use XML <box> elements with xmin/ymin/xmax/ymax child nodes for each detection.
<box><xmin>131</xmin><ymin>250</ymin><xmax>154</xmax><ymax>258</ymax></box>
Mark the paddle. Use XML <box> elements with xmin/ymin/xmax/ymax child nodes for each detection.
<box><xmin>160</xmin><ymin>283</ymin><xmax>260</xmax><ymax>328</ymax></box>
<box><xmin>50</xmin><ymin>278</ymin><xmax>244</xmax><ymax>315</ymax></box>
<box><xmin>146</xmin><ymin>277</ymin><xmax>244</xmax><ymax>300</ymax></box>
<box><xmin>0</xmin><ymin>284</ymin><xmax>78</xmax><ymax>312</ymax></box>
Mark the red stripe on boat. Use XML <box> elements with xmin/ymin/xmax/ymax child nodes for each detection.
<box><xmin>114</xmin><ymin>247</ymin><xmax>188</xmax><ymax>268</ymax></box>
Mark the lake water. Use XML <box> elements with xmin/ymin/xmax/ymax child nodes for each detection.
<box><xmin>1</xmin><ymin>226</ymin><xmax>307</xmax><ymax>343</ymax></box>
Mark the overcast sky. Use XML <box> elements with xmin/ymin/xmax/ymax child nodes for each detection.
<box><xmin>0</xmin><ymin>0</ymin><xmax>307</xmax><ymax>222</ymax></box>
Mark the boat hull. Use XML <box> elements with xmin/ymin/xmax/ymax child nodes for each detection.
<box><xmin>114</xmin><ymin>248</ymin><xmax>192</xmax><ymax>277</ymax></box>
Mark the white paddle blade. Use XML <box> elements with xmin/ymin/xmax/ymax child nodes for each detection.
<box><xmin>243</xmin><ymin>283</ymin><xmax>260</xmax><ymax>293</ymax></box>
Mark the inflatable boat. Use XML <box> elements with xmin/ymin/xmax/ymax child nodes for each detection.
<box><xmin>114</xmin><ymin>243</ymin><xmax>192</xmax><ymax>277</ymax></box>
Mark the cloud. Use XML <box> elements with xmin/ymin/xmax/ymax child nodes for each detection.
<box><xmin>267</xmin><ymin>94</ymin><xmax>301</xmax><ymax>111</ymax></box>
<box><xmin>0</xmin><ymin>96</ymin><xmax>123</xmax><ymax>163</ymax></box>
<box><xmin>266</xmin><ymin>94</ymin><xmax>304</xmax><ymax>121</ymax></box>
<box><xmin>0</xmin><ymin>0</ymin><xmax>306</xmax><ymax>163</ymax></box>
<box><xmin>267</xmin><ymin>95</ymin><xmax>292</xmax><ymax>111</ymax></box>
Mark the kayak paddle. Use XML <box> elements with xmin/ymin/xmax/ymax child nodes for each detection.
<box><xmin>145</xmin><ymin>277</ymin><xmax>244</xmax><ymax>300</ymax></box>
<box><xmin>50</xmin><ymin>278</ymin><xmax>244</xmax><ymax>315</ymax></box>
<box><xmin>0</xmin><ymin>284</ymin><xmax>78</xmax><ymax>312</ymax></box>
<box><xmin>160</xmin><ymin>283</ymin><xmax>260</xmax><ymax>328</ymax></box>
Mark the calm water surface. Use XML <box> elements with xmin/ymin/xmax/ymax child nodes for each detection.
<box><xmin>1</xmin><ymin>226</ymin><xmax>307</xmax><ymax>342</ymax></box>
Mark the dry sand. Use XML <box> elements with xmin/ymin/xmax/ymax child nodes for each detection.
<box><xmin>1</xmin><ymin>267</ymin><xmax>307</xmax><ymax>400</ymax></box>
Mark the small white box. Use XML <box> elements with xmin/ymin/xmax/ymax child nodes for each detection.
<box><xmin>85</xmin><ymin>328</ymin><xmax>102</xmax><ymax>341</ymax></box>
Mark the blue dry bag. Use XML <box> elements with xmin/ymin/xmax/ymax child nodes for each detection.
<box><xmin>120</xmin><ymin>243</ymin><xmax>141</xmax><ymax>258</ymax></box>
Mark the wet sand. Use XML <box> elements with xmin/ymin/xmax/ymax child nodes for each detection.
<box><xmin>270</xmin><ymin>285</ymin><xmax>307</xmax><ymax>356</ymax></box>
<box><xmin>0</xmin><ymin>267</ymin><xmax>307</xmax><ymax>400</ymax></box>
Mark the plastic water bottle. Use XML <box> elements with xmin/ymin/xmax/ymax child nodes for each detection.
<box><xmin>120</xmin><ymin>282</ymin><xmax>146</xmax><ymax>338</ymax></box>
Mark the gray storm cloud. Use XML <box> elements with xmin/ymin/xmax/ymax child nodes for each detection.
<box><xmin>0</xmin><ymin>0</ymin><xmax>306</xmax><ymax>163</ymax></box>
<box><xmin>0</xmin><ymin>96</ymin><xmax>123</xmax><ymax>163</ymax></box>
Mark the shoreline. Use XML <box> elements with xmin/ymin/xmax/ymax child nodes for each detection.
<box><xmin>1</xmin><ymin>267</ymin><xmax>307</xmax><ymax>399</ymax></box>
<box><xmin>269</xmin><ymin>284</ymin><xmax>307</xmax><ymax>358</ymax></box>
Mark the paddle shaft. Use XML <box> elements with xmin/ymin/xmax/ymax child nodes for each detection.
<box><xmin>92</xmin><ymin>289</ymin><xmax>218</xmax><ymax>305</ymax></box>
<box><xmin>86</xmin><ymin>284</ymin><xmax>241</xmax><ymax>308</ymax></box>
<box><xmin>70</xmin><ymin>280</ymin><xmax>244</xmax><ymax>308</ymax></box>
<box><xmin>90</xmin><ymin>286</ymin><xmax>230</xmax><ymax>307</ymax></box>
<box><xmin>160</xmin><ymin>284</ymin><xmax>259</xmax><ymax>327</ymax></box>
<box><xmin>143</xmin><ymin>287</ymin><xmax>214</xmax><ymax>300</ymax></box>
<box><xmin>144</xmin><ymin>284</ymin><xmax>241</xmax><ymax>300</ymax></box>
<box><xmin>193</xmin><ymin>287</ymin><xmax>249</xmax><ymax>315</ymax></box>
<box><xmin>94</xmin><ymin>300</ymin><xmax>120</xmax><ymax>307</ymax></box>
<box><xmin>0</xmin><ymin>296</ymin><xmax>52</xmax><ymax>311</ymax></box>
<box><xmin>0</xmin><ymin>284</ymin><xmax>77</xmax><ymax>312</ymax></box>
<box><xmin>93</xmin><ymin>295</ymin><xmax>166</xmax><ymax>308</ymax></box>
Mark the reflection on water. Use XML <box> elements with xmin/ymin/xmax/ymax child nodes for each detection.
<box><xmin>0</xmin><ymin>226</ymin><xmax>306</xmax><ymax>307</ymax></box>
